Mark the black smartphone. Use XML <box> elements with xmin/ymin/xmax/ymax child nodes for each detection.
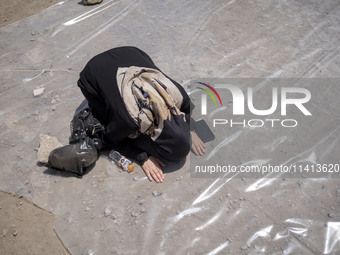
<box><xmin>194</xmin><ymin>119</ymin><xmax>215</xmax><ymax>143</ymax></box>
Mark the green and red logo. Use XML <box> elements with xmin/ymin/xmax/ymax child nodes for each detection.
<box><xmin>196</xmin><ymin>82</ymin><xmax>223</xmax><ymax>107</ymax></box>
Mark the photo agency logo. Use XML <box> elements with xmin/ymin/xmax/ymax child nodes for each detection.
<box><xmin>190</xmin><ymin>78</ymin><xmax>340</xmax><ymax>179</ymax></box>
<box><xmin>196</xmin><ymin>82</ymin><xmax>223</xmax><ymax>110</ymax></box>
<box><xmin>194</xmin><ymin>79</ymin><xmax>312</xmax><ymax>128</ymax></box>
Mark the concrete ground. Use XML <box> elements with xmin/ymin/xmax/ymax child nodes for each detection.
<box><xmin>0</xmin><ymin>0</ymin><xmax>339</xmax><ymax>254</ymax></box>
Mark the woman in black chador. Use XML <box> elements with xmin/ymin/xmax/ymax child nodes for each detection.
<box><xmin>49</xmin><ymin>46</ymin><xmax>205</xmax><ymax>182</ymax></box>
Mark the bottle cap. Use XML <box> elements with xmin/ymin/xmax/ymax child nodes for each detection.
<box><xmin>128</xmin><ymin>164</ymin><xmax>134</xmax><ymax>172</ymax></box>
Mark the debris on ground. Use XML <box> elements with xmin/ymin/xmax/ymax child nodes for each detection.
<box><xmin>33</xmin><ymin>87</ymin><xmax>45</xmax><ymax>98</ymax></box>
<box><xmin>37</xmin><ymin>134</ymin><xmax>63</xmax><ymax>164</ymax></box>
<box><xmin>82</xmin><ymin>0</ymin><xmax>103</xmax><ymax>5</ymax></box>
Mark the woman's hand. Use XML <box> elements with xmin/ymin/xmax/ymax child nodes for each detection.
<box><xmin>142</xmin><ymin>156</ymin><xmax>165</xmax><ymax>183</ymax></box>
<box><xmin>191</xmin><ymin>131</ymin><xmax>206</xmax><ymax>155</ymax></box>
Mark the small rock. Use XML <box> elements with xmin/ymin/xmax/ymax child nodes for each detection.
<box><xmin>138</xmin><ymin>199</ymin><xmax>145</xmax><ymax>205</ymax></box>
<box><xmin>140</xmin><ymin>208</ymin><xmax>146</xmax><ymax>214</ymax></box>
<box><xmin>336</xmin><ymin>189</ymin><xmax>340</xmax><ymax>197</ymax></box>
<box><xmin>2</xmin><ymin>229</ymin><xmax>8</xmax><ymax>237</ymax></box>
<box><xmin>104</xmin><ymin>208</ymin><xmax>111</xmax><ymax>217</ymax></box>
<box><xmin>37</xmin><ymin>134</ymin><xmax>63</xmax><ymax>164</ymax></box>
<box><xmin>33</xmin><ymin>87</ymin><xmax>45</xmax><ymax>97</ymax></box>
<box><xmin>13</xmin><ymin>231</ymin><xmax>18</xmax><ymax>237</ymax></box>
<box><xmin>110</xmin><ymin>214</ymin><xmax>117</xmax><ymax>220</ymax></box>
<box><xmin>31</xmin><ymin>32</ymin><xmax>36</xmax><ymax>36</ymax></box>
<box><xmin>240</xmin><ymin>245</ymin><xmax>247</xmax><ymax>250</ymax></box>
<box><xmin>152</xmin><ymin>191</ymin><xmax>162</xmax><ymax>197</ymax></box>
<box><xmin>133</xmin><ymin>177</ymin><xmax>138</xmax><ymax>181</ymax></box>
<box><xmin>328</xmin><ymin>212</ymin><xmax>335</xmax><ymax>218</ymax></box>
<box><xmin>82</xmin><ymin>0</ymin><xmax>103</xmax><ymax>5</ymax></box>
<box><xmin>82</xmin><ymin>250</ymin><xmax>94</xmax><ymax>255</ymax></box>
<box><xmin>85</xmin><ymin>207</ymin><xmax>91</xmax><ymax>212</ymax></box>
<box><xmin>176</xmin><ymin>175</ymin><xmax>183</xmax><ymax>181</ymax></box>
<box><xmin>131</xmin><ymin>212</ymin><xmax>138</xmax><ymax>218</ymax></box>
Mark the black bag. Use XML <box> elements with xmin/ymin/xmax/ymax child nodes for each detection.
<box><xmin>48</xmin><ymin>137</ymin><xmax>98</xmax><ymax>176</ymax></box>
<box><xmin>69</xmin><ymin>109</ymin><xmax>103</xmax><ymax>148</ymax></box>
<box><xmin>48</xmin><ymin>109</ymin><xmax>104</xmax><ymax>175</ymax></box>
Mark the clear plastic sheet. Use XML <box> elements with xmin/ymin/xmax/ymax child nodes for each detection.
<box><xmin>0</xmin><ymin>0</ymin><xmax>339</xmax><ymax>254</ymax></box>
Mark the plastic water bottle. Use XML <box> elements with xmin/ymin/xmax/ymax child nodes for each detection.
<box><xmin>109</xmin><ymin>150</ymin><xmax>134</xmax><ymax>172</ymax></box>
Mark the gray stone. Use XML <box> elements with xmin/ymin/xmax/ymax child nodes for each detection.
<box><xmin>176</xmin><ymin>175</ymin><xmax>183</xmax><ymax>181</ymax></box>
<box><xmin>82</xmin><ymin>250</ymin><xmax>94</xmax><ymax>255</ymax></box>
<box><xmin>37</xmin><ymin>134</ymin><xmax>63</xmax><ymax>164</ymax></box>
<box><xmin>104</xmin><ymin>207</ymin><xmax>112</xmax><ymax>217</ymax></box>
<box><xmin>33</xmin><ymin>87</ymin><xmax>45</xmax><ymax>97</ymax></box>
<box><xmin>82</xmin><ymin>0</ymin><xmax>103</xmax><ymax>5</ymax></box>
<box><xmin>336</xmin><ymin>189</ymin><xmax>340</xmax><ymax>197</ymax></box>
<box><xmin>152</xmin><ymin>191</ymin><xmax>162</xmax><ymax>197</ymax></box>
<box><xmin>328</xmin><ymin>212</ymin><xmax>335</xmax><ymax>218</ymax></box>
<box><xmin>2</xmin><ymin>228</ymin><xmax>8</xmax><ymax>237</ymax></box>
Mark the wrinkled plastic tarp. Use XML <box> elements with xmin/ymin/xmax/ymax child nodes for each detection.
<box><xmin>0</xmin><ymin>0</ymin><xmax>339</xmax><ymax>254</ymax></box>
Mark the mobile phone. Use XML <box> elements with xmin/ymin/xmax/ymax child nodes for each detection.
<box><xmin>194</xmin><ymin>119</ymin><xmax>215</xmax><ymax>143</ymax></box>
